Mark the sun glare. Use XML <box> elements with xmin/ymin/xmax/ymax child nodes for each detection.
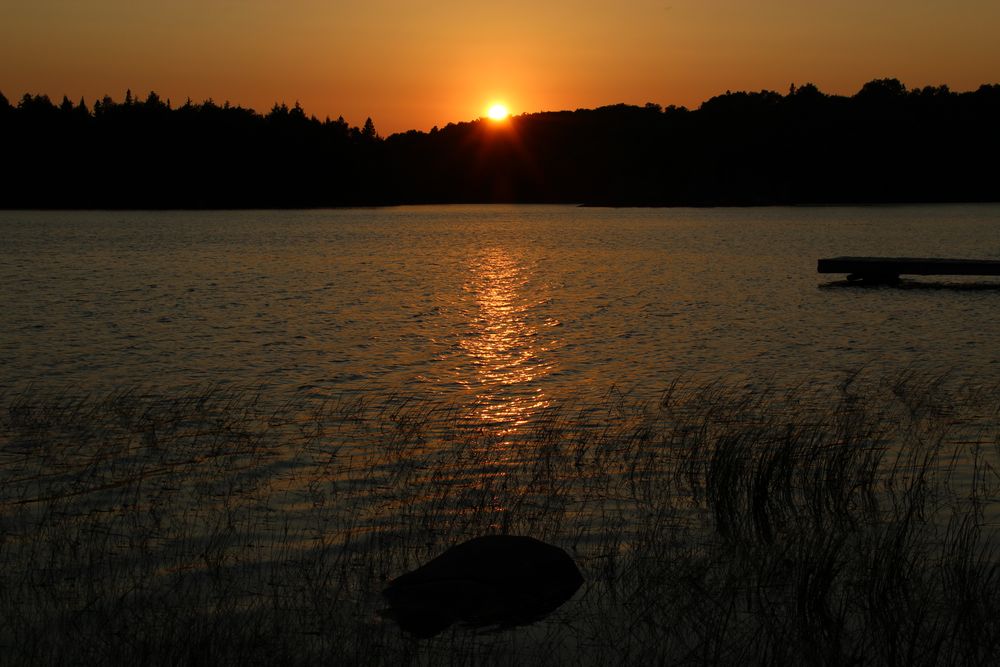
<box><xmin>487</xmin><ymin>103</ymin><xmax>510</xmax><ymax>121</ymax></box>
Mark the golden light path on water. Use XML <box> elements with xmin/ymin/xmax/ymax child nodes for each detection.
<box><xmin>460</xmin><ymin>246</ymin><xmax>552</xmax><ymax>443</ymax></box>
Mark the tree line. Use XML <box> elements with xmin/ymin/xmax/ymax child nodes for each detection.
<box><xmin>1</xmin><ymin>78</ymin><xmax>998</xmax><ymax>208</ymax></box>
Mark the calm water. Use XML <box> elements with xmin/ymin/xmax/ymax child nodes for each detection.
<box><xmin>3</xmin><ymin>204</ymin><xmax>1000</xmax><ymax>421</ymax></box>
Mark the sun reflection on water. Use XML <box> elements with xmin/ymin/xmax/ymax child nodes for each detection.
<box><xmin>461</xmin><ymin>246</ymin><xmax>552</xmax><ymax>438</ymax></box>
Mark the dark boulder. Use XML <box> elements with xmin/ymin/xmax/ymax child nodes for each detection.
<box><xmin>381</xmin><ymin>535</ymin><xmax>584</xmax><ymax>638</ymax></box>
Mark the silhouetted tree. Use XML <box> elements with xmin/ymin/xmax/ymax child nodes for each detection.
<box><xmin>856</xmin><ymin>78</ymin><xmax>907</xmax><ymax>101</ymax></box>
<box><xmin>93</xmin><ymin>95</ymin><xmax>115</xmax><ymax>116</ymax></box>
<box><xmin>913</xmin><ymin>84</ymin><xmax>950</xmax><ymax>98</ymax></box>
<box><xmin>19</xmin><ymin>93</ymin><xmax>54</xmax><ymax>113</ymax></box>
<box><xmin>789</xmin><ymin>82</ymin><xmax>823</xmax><ymax>100</ymax></box>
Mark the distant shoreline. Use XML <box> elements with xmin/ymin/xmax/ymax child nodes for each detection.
<box><xmin>4</xmin><ymin>78</ymin><xmax>998</xmax><ymax>209</ymax></box>
<box><xmin>3</xmin><ymin>198</ymin><xmax>999</xmax><ymax>212</ymax></box>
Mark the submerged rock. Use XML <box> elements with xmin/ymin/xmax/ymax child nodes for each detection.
<box><xmin>381</xmin><ymin>535</ymin><xmax>584</xmax><ymax>638</ymax></box>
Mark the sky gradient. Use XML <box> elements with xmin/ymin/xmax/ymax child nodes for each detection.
<box><xmin>2</xmin><ymin>0</ymin><xmax>998</xmax><ymax>134</ymax></box>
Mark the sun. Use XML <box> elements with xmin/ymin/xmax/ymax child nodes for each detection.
<box><xmin>486</xmin><ymin>103</ymin><xmax>510</xmax><ymax>121</ymax></box>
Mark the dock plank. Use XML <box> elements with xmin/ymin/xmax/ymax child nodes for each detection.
<box><xmin>818</xmin><ymin>257</ymin><xmax>1000</xmax><ymax>278</ymax></box>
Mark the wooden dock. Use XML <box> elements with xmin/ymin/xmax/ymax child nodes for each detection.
<box><xmin>817</xmin><ymin>257</ymin><xmax>1000</xmax><ymax>283</ymax></box>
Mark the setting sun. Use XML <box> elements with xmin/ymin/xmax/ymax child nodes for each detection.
<box><xmin>486</xmin><ymin>103</ymin><xmax>510</xmax><ymax>120</ymax></box>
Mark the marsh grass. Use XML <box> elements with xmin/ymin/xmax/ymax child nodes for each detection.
<box><xmin>2</xmin><ymin>371</ymin><xmax>999</xmax><ymax>665</ymax></box>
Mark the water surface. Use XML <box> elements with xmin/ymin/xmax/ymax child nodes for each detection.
<box><xmin>3</xmin><ymin>204</ymin><xmax>999</xmax><ymax>423</ymax></box>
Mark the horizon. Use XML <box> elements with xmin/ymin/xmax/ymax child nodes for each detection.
<box><xmin>5</xmin><ymin>76</ymin><xmax>997</xmax><ymax>139</ymax></box>
<box><xmin>3</xmin><ymin>1</ymin><xmax>999</xmax><ymax>134</ymax></box>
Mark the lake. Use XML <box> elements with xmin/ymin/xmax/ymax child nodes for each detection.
<box><xmin>4</xmin><ymin>204</ymin><xmax>1000</xmax><ymax>662</ymax></box>
<box><xmin>3</xmin><ymin>204</ymin><xmax>1000</xmax><ymax>413</ymax></box>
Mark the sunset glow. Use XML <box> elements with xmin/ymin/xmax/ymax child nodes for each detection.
<box><xmin>487</xmin><ymin>104</ymin><xmax>510</xmax><ymax>121</ymax></box>
<box><xmin>2</xmin><ymin>1</ymin><xmax>998</xmax><ymax>134</ymax></box>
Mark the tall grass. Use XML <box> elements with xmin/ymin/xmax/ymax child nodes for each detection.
<box><xmin>1</xmin><ymin>371</ymin><xmax>999</xmax><ymax>665</ymax></box>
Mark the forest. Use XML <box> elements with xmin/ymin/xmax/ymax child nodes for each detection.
<box><xmin>1</xmin><ymin>78</ymin><xmax>998</xmax><ymax>208</ymax></box>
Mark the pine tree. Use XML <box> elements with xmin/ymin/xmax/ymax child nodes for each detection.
<box><xmin>362</xmin><ymin>116</ymin><xmax>377</xmax><ymax>140</ymax></box>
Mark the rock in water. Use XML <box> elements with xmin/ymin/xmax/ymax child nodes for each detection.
<box><xmin>381</xmin><ymin>535</ymin><xmax>584</xmax><ymax>638</ymax></box>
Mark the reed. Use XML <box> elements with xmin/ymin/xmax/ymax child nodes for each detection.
<box><xmin>1</xmin><ymin>371</ymin><xmax>998</xmax><ymax>665</ymax></box>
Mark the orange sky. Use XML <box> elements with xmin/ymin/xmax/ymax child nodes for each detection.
<box><xmin>2</xmin><ymin>0</ymin><xmax>998</xmax><ymax>134</ymax></box>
